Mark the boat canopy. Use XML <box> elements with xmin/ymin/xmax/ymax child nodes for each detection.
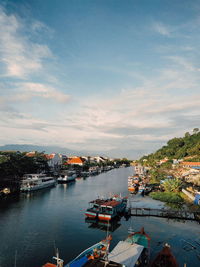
<box><xmin>108</xmin><ymin>241</ymin><xmax>144</xmax><ymax>267</ymax></box>
<box><xmin>126</xmin><ymin>233</ymin><xmax>149</xmax><ymax>248</ymax></box>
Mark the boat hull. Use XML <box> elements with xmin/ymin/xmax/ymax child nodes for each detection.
<box><xmin>20</xmin><ymin>180</ymin><xmax>56</xmax><ymax>192</ymax></box>
<box><xmin>85</xmin><ymin>211</ymin><xmax>97</xmax><ymax>219</ymax></box>
<box><xmin>98</xmin><ymin>214</ymin><xmax>112</xmax><ymax>221</ymax></box>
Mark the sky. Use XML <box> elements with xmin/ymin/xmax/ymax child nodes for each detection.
<box><xmin>0</xmin><ymin>0</ymin><xmax>200</xmax><ymax>159</ymax></box>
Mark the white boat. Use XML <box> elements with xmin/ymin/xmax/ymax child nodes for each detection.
<box><xmin>20</xmin><ymin>174</ymin><xmax>56</xmax><ymax>192</ymax></box>
<box><xmin>57</xmin><ymin>171</ymin><xmax>76</xmax><ymax>183</ymax></box>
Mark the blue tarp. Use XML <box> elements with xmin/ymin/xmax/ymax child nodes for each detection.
<box><xmin>65</xmin><ymin>256</ymin><xmax>88</xmax><ymax>267</ymax></box>
<box><xmin>194</xmin><ymin>194</ymin><xmax>200</xmax><ymax>205</ymax></box>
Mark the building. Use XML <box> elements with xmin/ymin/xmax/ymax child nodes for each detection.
<box><xmin>66</xmin><ymin>157</ymin><xmax>85</xmax><ymax>166</ymax></box>
<box><xmin>45</xmin><ymin>153</ymin><xmax>62</xmax><ymax>171</ymax></box>
<box><xmin>181</xmin><ymin>162</ymin><xmax>200</xmax><ymax>170</ymax></box>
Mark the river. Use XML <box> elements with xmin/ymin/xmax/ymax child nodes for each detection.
<box><xmin>0</xmin><ymin>167</ymin><xmax>199</xmax><ymax>267</ymax></box>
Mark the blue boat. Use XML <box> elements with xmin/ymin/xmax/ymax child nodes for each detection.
<box><xmin>65</xmin><ymin>235</ymin><xmax>112</xmax><ymax>267</ymax></box>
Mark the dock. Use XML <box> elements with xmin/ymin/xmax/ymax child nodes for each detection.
<box><xmin>130</xmin><ymin>207</ymin><xmax>200</xmax><ymax>222</ymax></box>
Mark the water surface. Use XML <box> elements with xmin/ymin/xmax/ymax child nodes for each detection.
<box><xmin>0</xmin><ymin>167</ymin><xmax>199</xmax><ymax>266</ymax></box>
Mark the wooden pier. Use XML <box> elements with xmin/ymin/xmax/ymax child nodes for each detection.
<box><xmin>130</xmin><ymin>207</ymin><xmax>200</xmax><ymax>222</ymax></box>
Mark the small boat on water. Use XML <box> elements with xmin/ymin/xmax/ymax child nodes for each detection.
<box><xmin>98</xmin><ymin>197</ymin><xmax>126</xmax><ymax>221</ymax></box>
<box><xmin>85</xmin><ymin>199</ymin><xmax>106</xmax><ymax>219</ymax></box>
<box><xmin>57</xmin><ymin>171</ymin><xmax>76</xmax><ymax>183</ymax></box>
<box><xmin>85</xmin><ymin>195</ymin><xmax>127</xmax><ymax>221</ymax></box>
<box><xmin>150</xmin><ymin>244</ymin><xmax>179</xmax><ymax>267</ymax></box>
<box><xmin>20</xmin><ymin>174</ymin><xmax>56</xmax><ymax>192</ymax></box>
<box><xmin>108</xmin><ymin>227</ymin><xmax>151</xmax><ymax>267</ymax></box>
<box><xmin>66</xmin><ymin>235</ymin><xmax>112</xmax><ymax>266</ymax></box>
<box><xmin>128</xmin><ymin>176</ymin><xmax>139</xmax><ymax>193</ymax></box>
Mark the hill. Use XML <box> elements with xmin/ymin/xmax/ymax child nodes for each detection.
<box><xmin>140</xmin><ymin>129</ymin><xmax>200</xmax><ymax>163</ymax></box>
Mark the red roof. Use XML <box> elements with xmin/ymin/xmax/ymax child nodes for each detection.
<box><xmin>101</xmin><ymin>200</ymin><xmax>121</xmax><ymax>207</ymax></box>
<box><xmin>181</xmin><ymin>162</ymin><xmax>200</xmax><ymax>166</ymax></box>
<box><xmin>67</xmin><ymin>157</ymin><xmax>84</xmax><ymax>164</ymax></box>
<box><xmin>45</xmin><ymin>154</ymin><xmax>55</xmax><ymax>160</ymax></box>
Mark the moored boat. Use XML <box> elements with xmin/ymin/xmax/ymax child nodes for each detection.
<box><xmin>85</xmin><ymin>199</ymin><xmax>106</xmax><ymax>219</ymax></box>
<box><xmin>150</xmin><ymin>244</ymin><xmax>179</xmax><ymax>267</ymax></box>
<box><xmin>108</xmin><ymin>227</ymin><xmax>151</xmax><ymax>267</ymax></box>
<box><xmin>85</xmin><ymin>195</ymin><xmax>127</xmax><ymax>221</ymax></box>
<box><xmin>98</xmin><ymin>198</ymin><xmax>126</xmax><ymax>221</ymax></box>
<box><xmin>57</xmin><ymin>171</ymin><xmax>76</xmax><ymax>183</ymax></box>
<box><xmin>128</xmin><ymin>176</ymin><xmax>139</xmax><ymax>193</ymax></box>
<box><xmin>66</xmin><ymin>235</ymin><xmax>112</xmax><ymax>266</ymax></box>
<box><xmin>20</xmin><ymin>174</ymin><xmax>56</xmax><ymax>192</ymax></box>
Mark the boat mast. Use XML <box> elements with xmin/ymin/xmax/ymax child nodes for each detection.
<box><xmin>53</xmin><ymin>249</ymin><xmax>64</xmax><ymax>267</ymax></box>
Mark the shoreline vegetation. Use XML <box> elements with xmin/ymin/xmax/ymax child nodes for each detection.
<box><xmin>136</xmin><ymin>129</ymin><xmax>200</xmax><ymax>210</ymax></box>
<box><xmin>149</xmin><ymin>191</ymin><xmax>184</xmax><ymax>204</ymax></box>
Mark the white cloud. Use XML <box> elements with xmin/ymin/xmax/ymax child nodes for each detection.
<box><xmin>0</xmin><ymin>6</ymin><xmax>52</xmax><ymax>79</ymax></box>
<box><xmin>152</xmin><ymin>22</ymin><xmax>172</xmax><ymax>37</ymax></box>
<box><xmin>17</xmin><ymin>82</ymin><xmax>70</xmax><ymax>103</ymax></box>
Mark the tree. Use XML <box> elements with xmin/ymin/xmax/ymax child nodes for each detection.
<box><xmin>185</xmin><ymin>132</ymin><xmax>190</xmax><ymax>138</ymax></box>
<box><xmin>193</xmin><ymin>128</ymin><xmax>199</xmax><ymax>134</ymax></box>
<box><xmin>163</xmin><ymin>178</ymin><xmax>182</xmax><ymax>192</ymax></box>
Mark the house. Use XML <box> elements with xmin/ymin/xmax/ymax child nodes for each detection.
<box><xmin>181</xmin><ymin>162</ymin><xmax>200</xmax><ymax>170</ymax></box>
<box><xmin>26</xmin><ymin>151</ymin><xmax>36</xmax><ymax>157</ymax></box>
<box><xmin>158</xmin><ymin>157</ymin><xmax>169</xmax><ymax>165</ymax></box>
<box><xmin>45</xmin><ymin>153</ymin><xmax>62</xmax><ymax>170</ymax></box>
<box><xmin>66</xmin><ymin>157</ymin><xmax>84</xmax><ymax>166</ymax></box>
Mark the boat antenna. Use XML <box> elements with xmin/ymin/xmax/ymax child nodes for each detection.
<box><xmin>104</xmin><ymin>221</ymin><xmax>111</xmax><ymax>262</ymax></box>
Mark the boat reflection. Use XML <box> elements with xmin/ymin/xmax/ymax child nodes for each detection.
<box><xmin>85</xmin><ymin>217</ymin><xmax>121</xmax><ymax>232</ymax></box>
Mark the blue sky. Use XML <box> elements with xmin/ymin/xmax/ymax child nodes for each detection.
<box><xmin>0</xmin><ymin>0</ymin><xmax>200</xmax><ymax>158</ymax></box>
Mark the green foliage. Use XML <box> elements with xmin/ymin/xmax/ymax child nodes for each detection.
<box><xmin>150</xmin><ymin>192</ymin><xmax>184</xmax><ymax>203</ymax></box>
<box><xmin>139</xmin><ymin>131</ymin><xmax>200</xmax><ymax>163</ymax></box>
<box><xmin>162</xmin><ymin>178</ymin><xmax>182</xmax><ymax>192</ymax></box>
<box><xmin>149</xmin><ymin>168</ymin><xmax>166</xmax><ymax>183</ymax></box>
<box><xmin>0</xmin><ymin>151</ymin><xmax>49</xmax><ymax>181</ymax></box>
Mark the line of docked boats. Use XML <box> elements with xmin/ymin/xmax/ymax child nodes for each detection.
<box><xmin>19</xmin><ymin>166</ymin><xmax>116</xmax><ymax>192</ymax></box>
<box><xmin>42</xmin><ymin>227</ymin><xmax>179</xmax><ymax>267</ymax></box>
<box><xmin>128</xmin><ymin>174</ymin><xmax>151</xmax><ymax>196</ymax></box>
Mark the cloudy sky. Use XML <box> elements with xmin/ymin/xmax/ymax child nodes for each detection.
<box><xmin>0</xmin><ymin>0</ymin><xmax>200</xmax><ymax>158</ymax></box>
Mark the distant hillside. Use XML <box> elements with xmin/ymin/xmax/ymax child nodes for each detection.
<box><xmin>140</xmin><ymin>129</ymin><xmax>200</xmax><ymax>162</ymax></box>
<box><xmin>0</xmin><ymin>144</ymin><xmax>142</xmax><ymax>159</ymax></box>
<box><xmin>0</xmin><ymin>144</ymin><xmax>82</xmax><ymax>156</ymax></box>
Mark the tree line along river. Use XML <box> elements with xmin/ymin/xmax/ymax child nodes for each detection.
<box><xmin>0</xmin><ymin>167</ymin><xmax>199</xmax><ymax>267</ymax></box>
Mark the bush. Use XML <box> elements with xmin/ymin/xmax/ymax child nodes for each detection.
<box><xmin>150</xmin><ymin>192</ymin><xmax>183</xmax><ymax>203</ymax></box>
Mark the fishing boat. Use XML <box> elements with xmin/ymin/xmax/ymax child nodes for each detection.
<box><xmin>66</xmin><ymin>235</ymin><xmax>112</xmax><ymax>267</ymax></box>
<box><xmin>128</xmin><ymin>176</ymin><xmax>139</xmax><ymax>193</ymax></box>
<box><xmin>57</xmin><ymin>171</ymin><xmax>76</xmax><ymax>183</ymax></box>
<box><xmin>20</xmin><ymin>174</ymin><xmax>56</xmax><ymax>192</ymax></box>
<box><xmin>98</xmin><ymin>195</ymin><xmax>127</xmax><ymax>221</ymax></box>
<box><xmin>150</xmin><ymin>244</ymin><xmax>178</xmax><ymax>267</ymax></box>
<box><xmin>108</xmin><ymin>227</ymin><xmax>151</xmax><ymax>266</ymax></box>
<box><xmin>138</xmin><ymin>184</ymin><xmax>145</xmax><ymax>195</ymax></box>
<box><xmin>98</xmin><ymin>199</ymin><xmax>126</xmax><ymax>221</ymax></box>
<box><xmin>85</xmin><ymin>195</ymin><xmax>127</xmax><ymax>221</ymax></box>
<box><xmin>85</xmin><ymin>199</ymin><xmax>106</xmax><ymax>219</ymax></box>
<box><xmin>82</xmin><ymin>259</ymin><xmax>124</xmax><ymax>267</ymax></box>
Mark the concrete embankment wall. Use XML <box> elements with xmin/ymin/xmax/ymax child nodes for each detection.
<box><xmin>182</xmin><ymin>189</ymin><xmax>195</xmax><ymax>201</ymax></box>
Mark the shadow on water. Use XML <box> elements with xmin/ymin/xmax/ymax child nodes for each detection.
<box><xmin>85</xmin><ymin>217</ymin><xmax>121</xmax><ymax>233</ymax></box>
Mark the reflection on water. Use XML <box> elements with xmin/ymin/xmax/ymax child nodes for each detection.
<box><xmin>0</xmin><ymin>167</ymin><xmax>200</xmax><ymax>267</ymax></box>
<box><xmin>85</xmin><ymin>217</ymin><xmax>121</xmax><ymax>232</ymax></box>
